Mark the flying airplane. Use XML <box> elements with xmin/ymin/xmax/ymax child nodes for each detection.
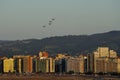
<box><xmin>42</xmin><ymin>18</ymin><xmax>55</xmax><ymax>28</ymax></box>
<box><xmin>52</xmin><ymin>18</ymin><xmax>55</xmax><ymax>21</ymax></box>
<box><xmin>42</xmin><ymin>25</ymin><xmax>46</xmax><ymax>28</ymax></box>
<box><xmin>49</xmin><ymin>21</ymin><xmax>52</xmax><ymax>23</ymax></box>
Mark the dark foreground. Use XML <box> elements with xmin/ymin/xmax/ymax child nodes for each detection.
<box><xmin>0</xmin><ymin>74</ymin><xmax>120</xmax><ymax>80</ymax></box>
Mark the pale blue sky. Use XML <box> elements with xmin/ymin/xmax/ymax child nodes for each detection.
<box><xmin>0</xmin><ymin>0</ymin><xmax>120</xmax><ymax>40</ymax></box>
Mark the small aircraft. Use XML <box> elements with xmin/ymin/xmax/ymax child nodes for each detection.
<box><xmin>42</xmin><ymin>18</ymin><xmax>55</xmax><ymax>28</ymax></box>
<box><xmin>42</xmin><ymin>25</ymin><xmax>46</xmax><ymax>28</ymax></box>
<box><xmin>49</xmin><ymin>21</ymin><xmax>52</xmax><ymax>23</ymax></box>
<box><xmin>52</xmin><ymin>18</ymin><xmax>55</xmax><ymax>21</ymax></box>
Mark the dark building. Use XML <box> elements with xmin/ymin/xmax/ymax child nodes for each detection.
<box><xmin>0</xmin><ymin>60</ymin><xmax>3</xmax><ymax>73</ymax></box>
<box><xmin>55</xmin><ymin>58</ymin><xmax>66</xmax><ymax>73</ymax></box>
<box><xmin>32</xmin><ymin>58</ymin><xmax>41</xmax><ymax>73</ymax></box>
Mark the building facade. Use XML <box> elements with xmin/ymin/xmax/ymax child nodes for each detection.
<box><xmin>3</xmin><ymin>58</ymin><xmax>14</xmax><ymax>73</ymax></box>
<box><xmin>23</xmin><ymin>56</ymin><xmax>33</xmax><ymax>73</ymax></box>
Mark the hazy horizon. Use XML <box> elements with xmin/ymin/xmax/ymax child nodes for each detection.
<box><xmin>0</xmin><ymin>0</ymin><xmax>120</xmax><ymax>40</ymax></box>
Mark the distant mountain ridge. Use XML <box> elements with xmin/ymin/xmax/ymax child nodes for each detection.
<box><xmin>0</xmin><ymin>30</ymin><xmax>120</xmax><ymax>57</ymax></box>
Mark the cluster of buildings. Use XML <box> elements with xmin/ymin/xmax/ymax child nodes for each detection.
<box><xmin>0</xmin><ymin>47</ymin><xmax>120</xmax><ymax>74</ymax></box>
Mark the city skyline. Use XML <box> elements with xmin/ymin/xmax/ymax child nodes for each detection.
<box><xmin>0</xmin><ymin>47</ymin><xmax>120</xmax><ymax>74</ymax></box>
<box><xmin>0</xmin><ymin>0</ymin><xmax>120</xmax><ymax>40</ymax></box>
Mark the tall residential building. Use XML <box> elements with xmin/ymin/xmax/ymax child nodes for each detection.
<box><xmin>14</xmin><ymin>58</ymin><xmax>22</xmax><ymax>73</ymax></box>
<box><xmin>66</xmin><ymin>57</ymin><xmax>80</xmax><ymax>73</ymax></box>
<box><xmin>55</xmin><ymin>58</ymin><xmax>66</xmax><ymax>73</ymax></box>
<box><xmin>93</xmin><ymin>51</ymin><xmax>100</xmax><ymax>73</ymax></box>
<box><xmin>79</xmin><ymin>55</ymin><xmax>87</xmax><ymax>73</ymax></box>
<box><xmin>39</xmin><ymin>59</ymin><xmax>48</xmax><ymax>73</ymax></box>
<box><xmin>0</xmin><ymin>59</ymin><xmax>3</xmax><ymax>73</ymax></box>
<box><xmin>49</xmin><ymin>58</ymin><xmax>55</xmax><ymax>72</ymax></box>
<box><xmin>95</xmin><ymin>57</ymin><xmax>118</xmax><ymax>73</ymax></box>
<box><xmin>87</xmin><ymin>47</ymin><xmax>118</xmax><ymax>73</ymax></box>
<box><xmin>97</xmin><ymin>47</ymin><xmax>109</xmax><ymax>57</ymax></box>
<box><xmin>106</xmin><ymin>58</ymin><xmax>117</xmax><ymax>73</ymax></box>
<box><xmin>116</xmin><ymin>57</ymin><xmax>120</xmax><ymax>73</ymax></box>
<box><xmin>39</xmin><ymin>58</ymin><xmax>55</xmax><ymax>73</ymax></box>
<box><xmin>32</xmin><ymin>58</ymin><xmax>41</xmax><ymax>73</ymax></box>
<box><xmin>3</xmin><ymin>58</ymin><xmax>14</xmax><ymax>73</ymax></box>
<box><xmin>23</xmin><ymin>56</ymin><xmax>33</xmax><ymax>73</ymax></box>
<box><xmin>13</xmin><ymin>55</ymin><xmax>26</xmax><ymax>73</ymax></box>
<box><xmin>87</xmin><ymin>51</ymin><xmax>99</xmax><ymax>73</ymax></box>
<box><xmin>87</xmin><ymin>53</ymin><xmax>91</xmax><ymax>72</ymax></box>
<box><xmin>95</xmin><ymin>58</ymin><xmax>107</xmax><ymax>73</ymax></box>
<box><xmin>109</xmin><ymin>50</ymin><xmax>117</xmax><ymax>58</ymax></box>
<box><xmin>87</xmin><ymin>53</ymin><xmax>94</xmax><ymax>72</ymax></box>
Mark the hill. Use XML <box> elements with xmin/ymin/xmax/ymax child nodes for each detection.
<box><xmin>0</xmin><ymin>30</ymin><xmax>120</xmax><ymax>57</ymax></box>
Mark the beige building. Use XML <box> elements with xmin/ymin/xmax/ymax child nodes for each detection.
<box><xmin>97</xmin><ymin>47</ymin><xmax>109</xmax><ymax>57</ymax></box>
<box><xmin>23</xmin><ymin>56</ymin><xmax>33</xmax><ymax>73</ymax></box>
<box><xmin>87</xmin><ymin>47</ymin><xmax>118</xmax><ymax>73</ymax></box>
<box><xmin>3</xmin><ymin>58</ymin><xmax>14</xmax><ymax>73</ymax></box>
<box><xmin>106</xmin><ymin>58</ymin><xmax>117</xmax><ymax>73</ymax></box>
<box><xmin>95</xmin><ymin>58</ymin><xmax>107</xmax><ymax>73</ymax></box>
<box><xmin>116</xmin><ymin>57</ymin><xmax>120</xmax><ymax>73</ymax></box>
<box><xmin>45</xmin><ymin>58</ymin><xmax>55</xmax><ymax>73</ymax></box>
<box><xmin>79</xmin><ymin>55</ymin><xmax>87</xmax><ymax>73</ymax></box>
<box><xmin>93</xmin><ymin>51</ymin><xmax>100</xmax><ymax>73</ymax></box>
<box><xmin>95</xmin><ymin>57</ymin><xmax>118</xmax><ymax>73</ymax></box>
<box><xmin>49</xmin><ymin>58</ymin><xmax>55</xmax><ymax>72</ymax></box>
<box><xmin>109</xmin><ymin>50</ymin><xmax>117</xmax><ymax>58</ymax></box>
<box><xmin>46</xmin><ymin>59</ymin><xmax>49</xmax><ymax>72</ymax></box>
<box><xmin>66</xmin><ymin>57</ymin><xmax>80</xmax><ymax>73</ymax></box>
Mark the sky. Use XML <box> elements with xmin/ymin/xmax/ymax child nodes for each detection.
<box><xmin>0</xmin><ymin>0</ymin><xmax>120</xmax><ymax>40</ymax></box>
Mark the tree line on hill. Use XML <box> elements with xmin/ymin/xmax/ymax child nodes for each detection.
<box><xmin>0</xmin><ymin>30</ymin><xmax>120</xmax><ymax>57</ymax></box>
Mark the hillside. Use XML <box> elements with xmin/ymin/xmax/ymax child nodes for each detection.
<box><xmin>0</xmin><ymin>31</ymin><xmax>120</xmax><ymax>57</ymax></box>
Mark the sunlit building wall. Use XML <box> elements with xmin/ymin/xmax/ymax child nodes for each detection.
<box><xmin>87</xmin><ymin>47</ymin><xmax>118</xmax><ymax>73</ymax></box>
<box><xmin>95</xmin><ymin>58</ymin><xmax>107</xmax><ymax>73</ymax></box>
<box><xmin>106</xmin><ymin>58</ymin><xmax>117</xmax><ymax>73</ymax></box>
<box><xmin>109</xmin><ymin>50</ymin><xmax>117</xmax><ymax>58</ymax></box>
<box><xmin>66</xmin><ymin>58</ymin><xmax>80</xmax><ymax>73</ymax></box>
<box><xmin>93</xmin><ymin>51</ymin><xmax>100</xmax><ymax>73</ymax></box>
<box><xmin>79</xmin><ymin>55</ymin><xmax>87</xmax><ymax>73</ymax></box>
<box><xmin>23</xmin><ymin>56</ymin><xmax>33</xmax><ymax>73</ymax></box>
<box><xmin>116</xmin><ymin>58</ymin><xmax>120</xmax><ymax>73</ymax></box>
<box><xmin>95</xmin><ymin>57</ymin><xmax>118</xmax><ymax>73</ymax></box>
<box><xmin>49</xmin><ymin>58</ymin><xmax>55</xmax><ymax>72</ymax></box>
<box><xmin>97</xmin><ymin>47</ymin><xmax>109</xmax><ymax>57</ymax></box>
<box><xmin>3</xmin><ymin>58</ymin><xmax>14</xmax><ymax>73</ymax></box>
